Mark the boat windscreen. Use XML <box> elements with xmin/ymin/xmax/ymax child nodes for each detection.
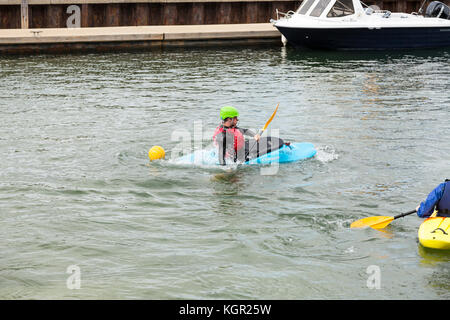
<box><xmin>310</xmin><ymin>0</ymin><xmax>332</xmax><ymax>17</ymax></box>
<box><xmin>327</xmin><ymin>0</ymin><xmax>355</xmax><ymax>17</ymax></box>
<box><xmin>298</xmin><ymin>0</ymin><xmax>316</xmax><ymax>15</ymax></box>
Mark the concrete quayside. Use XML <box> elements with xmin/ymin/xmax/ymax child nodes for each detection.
<box><xmin>0</xmin><ymin>23</ymin><xmax>281</xmax><ymax>54</ymax></box>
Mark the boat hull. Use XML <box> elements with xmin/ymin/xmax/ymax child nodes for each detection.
<box><xmin>275</xmin><ymin>26</ymin><xmax>450</xmax><ymax>50</ymax></box>
<box><xmin>418</xmin><ymin>217</ymin><xmax>450</xmax><ymax>250</ymax></box>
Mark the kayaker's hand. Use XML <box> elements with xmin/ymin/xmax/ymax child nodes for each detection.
<box><xmin>254</xmin><ymin>134</ymin><xmax>260</xmax><ymax>141</ymax></box>
<box><xmin>416</xmin><ymin>204</ymin><xmax>420</xmax><ymax>212</ymax></box>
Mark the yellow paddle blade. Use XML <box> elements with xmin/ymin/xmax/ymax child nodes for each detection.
<box><xmin>369</xmin><ymin>216</ymin><xmax>395</xmax><ymax>229</ymax></box>
<box><xmin>350</xmin><ymin>216</ymin><xmax>394</xmax><ymax>229</ymax></box>
<box><xmin>261</xmin><ymin>103</ymin><xmax>279</xmax><ymax>133</ymax></box>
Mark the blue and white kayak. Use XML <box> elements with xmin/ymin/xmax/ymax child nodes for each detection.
<box><xmin>246</xmin><ymin>142</ymin><xmax>316</xmax><ymax>165</ymax></box>
<box><xmin>173</xmin><ymin>141</ymin><xmax>316</xmax><ymax>166</ymax></box>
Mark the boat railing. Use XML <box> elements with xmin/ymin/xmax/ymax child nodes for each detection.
<box><xmin>275</xmin><ymin>9</ymin><xmax>296</xmax><ymax>20</ymax></box>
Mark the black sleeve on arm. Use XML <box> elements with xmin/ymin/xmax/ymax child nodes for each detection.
<box><xmin>240</xmin><ymin>127</ymin><xmax>256</xmax><ymax>137</ymax></box>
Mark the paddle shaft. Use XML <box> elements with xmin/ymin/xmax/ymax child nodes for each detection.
<box><xmin>245</xmin><ymin>129</ymin><xmax>263</xmax><ymax>160</ymax></box>
<box><xmin>393</xmin><ymin>209</ymin><xmax>417</xmax><ymax>220</ymax></box>
<box><xmin>245</xmin><ymin>104</ymin><xmax>279</xmax><ymax>159</ymax></box>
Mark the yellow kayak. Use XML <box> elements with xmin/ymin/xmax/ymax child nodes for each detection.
<box><xmin>418</xmin><ymin>217</ymin><xmax>450</xmax><ymax>250</ymax></box>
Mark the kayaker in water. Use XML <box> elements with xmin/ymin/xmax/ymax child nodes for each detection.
<box><xmin>213</xmin><ymin>106</ymin><xmax>260</xmax><ymax>165</ymax></box>
<box><xmin>416</xmin><ymin>179</ymin><xmax>450</xmax><ymax>218</ymax></box>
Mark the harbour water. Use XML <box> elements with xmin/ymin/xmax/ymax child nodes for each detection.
<box><xmin>0</xmin><ymin>47</ymin><xmax>449</xmax><ymax>299</ymax></box>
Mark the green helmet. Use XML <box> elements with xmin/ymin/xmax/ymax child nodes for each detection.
<box><xmin>220</xmin><ymin>106</ymin><xmax>239</xmax><ymax>120</ymax></box>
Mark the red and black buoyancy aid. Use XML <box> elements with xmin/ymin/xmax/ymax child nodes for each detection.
<box><xmin>436</xmin><ymin>180</ymin><xmax>450</xmax><ymax>216</ymax></box>
<box><xmin>212</xmin><ymin>125</ymin><xmax>245</xmax><ymax>153</ymax></box>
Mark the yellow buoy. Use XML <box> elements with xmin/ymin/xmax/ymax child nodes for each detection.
<box><xmin>148</xmin><ymin>146</ymin><xmax>165</xmax><ymax>161</ymax></box>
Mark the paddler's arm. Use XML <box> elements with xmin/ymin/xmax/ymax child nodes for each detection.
<box><xmin>416</xmin><ymin>183</ymin><xmax>445</xmax><ymax>218</ymax></box>
<box><xmin>240</xmin><ymin>128</ymin><xmax>260</xmax><ymax>141</ymax></box>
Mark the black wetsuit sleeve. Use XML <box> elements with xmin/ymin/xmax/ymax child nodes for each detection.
<box><xmin>215</xmin><ymin>131</ymin><xmax>227</xmax><ymax>166</ymax></box>
<box><xmin>239</xmin><ymin>127</ymin><xmax>256</xmax><ymax>137</ymax></box>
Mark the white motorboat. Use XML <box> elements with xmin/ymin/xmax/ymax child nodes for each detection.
<box><xmin>271</xmin><ymin>0</ymin><xmax>450</xmax><ymax>50</ymax></box>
